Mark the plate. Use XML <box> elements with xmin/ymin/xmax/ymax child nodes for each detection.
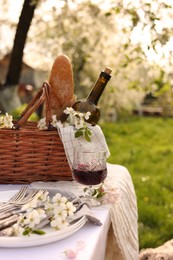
<box><xmin>0</xmin><ymin>190</ymin><xmax>86</xmax><ymax>248</ymax></box>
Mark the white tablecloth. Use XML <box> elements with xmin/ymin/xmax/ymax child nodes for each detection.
<box><xmin>0</xmin><ymin>163</ymin><xmax>139</xmax><ymax>260</ymax></box>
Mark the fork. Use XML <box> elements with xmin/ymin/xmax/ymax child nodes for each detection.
<box><xmin>9</xmin><ymin>189</ymin><xmax>41</xmax><ymax>205</ymax></box>
<box><xmin>0</xmin><ymin>186</ymin><xmax>28</xmax><ymax>212</ymax></box>
<box><xmin>0</xmin><ymin>190</ymin><xmax>45</xmax><ymax>214</ymax></box>
<box><xmin>7</xmin><ymin>186</ymin><xmax>28</xmax><ymax>204</ymax></box>
<box><xmin>0</xmin><ymin>190</ymin><xmax>47</xmax><ymax>232</ymax></box>
<box><xmin>0</xmin><ymin>186</ymin><xmax>28</xmax><ymax>208</ymax></box>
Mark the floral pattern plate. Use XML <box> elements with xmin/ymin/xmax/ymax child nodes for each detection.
<box><xmin>0</xmin><ymin>190</ymin><xmax>87</xmax><ymax>248</ymax></box>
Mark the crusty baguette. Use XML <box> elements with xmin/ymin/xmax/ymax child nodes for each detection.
<box><xmin>48</xmin><ymin>54</ymin><xmax>75</xmax><ymax>119</ymax></box>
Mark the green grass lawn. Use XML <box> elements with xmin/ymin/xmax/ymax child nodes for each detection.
<box><xmin>101</xmin><ymin>116</ymin><xmax>173</xmax><ymax>249</ymax></box>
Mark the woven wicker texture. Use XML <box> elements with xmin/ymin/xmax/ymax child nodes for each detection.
<box><xmin>0</xmin><ymin>122</ymin><xmax>72</xmax><ymax>184</ymax></box>
<box><xmin>0</xmin><ymin>83</ymin><xmax>72</xmax><ymax>183</ymax></box>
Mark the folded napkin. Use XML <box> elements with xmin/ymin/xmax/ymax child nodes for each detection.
<box><xmin>56</xmin><ymin>124</ymin><xmax>110</xmax><ymax>168</ymax></box>
<box><xmin>68</xmin><ymin>203</ymin><xmax>102</xmax><ymax>226</ymax></box>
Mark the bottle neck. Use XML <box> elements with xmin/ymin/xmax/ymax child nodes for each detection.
<box><xmin>87</xmin><ymin>71</ymin><xmax>111</xmax><ymax>105</ymax></box>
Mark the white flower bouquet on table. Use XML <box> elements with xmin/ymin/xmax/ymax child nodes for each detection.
<box><xmin>12</xmin><ymin>191</ymin><xmax>76</xmax><ymax>237</ymax></box>
<box><xmin>84</xmin><ymin>183</ymin><xmax>121</xmax><ymax>205</ymax></box>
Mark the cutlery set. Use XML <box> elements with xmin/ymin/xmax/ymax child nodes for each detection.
<box><xmin>0</xmin><ymin>187</ymin><xmax>46</xmax><ymax>234</ymax></box>
<box><xmin>0</xmin><ymin>187</ymin><xmax>102</xmax><ymax>237</ymax></box>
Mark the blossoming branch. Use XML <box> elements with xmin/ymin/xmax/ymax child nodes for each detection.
<box><xmin>84</xmin><ymin>183</ymin><xmax>121</xmax><ymax>205</ymax></box>
<box><xmin>38</xmin><ymin>107</ymin><xmax>92</xmax><ymax>142</ymax></box>
<box><xmin>0</xmin><ymin>107</ymin><xmax>92</xmax><ymax>142</ymax></box>
<box><xmin>0</xmin><ymin>112</ymin><xmax>13</xmax><ymax>129</ymax></box>
<box><xmin>12</xmin><ymin>191</ymin><xmax>76</xmax><ymax>237</ymax></box>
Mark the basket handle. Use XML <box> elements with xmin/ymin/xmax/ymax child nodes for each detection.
<box><xmin>14</xmin><ymin>82</ymin><xmax>52</xmax><ymax>129</ymax></box>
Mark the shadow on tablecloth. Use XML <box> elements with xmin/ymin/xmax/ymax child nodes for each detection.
<box><xmin>105</xmin><ymin>225</ymin><xmax>124</xmax><ymax>260</ymax></box>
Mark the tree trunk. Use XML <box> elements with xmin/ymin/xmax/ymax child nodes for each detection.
<box><xmin>0</xmin><ymin>0</ymin><xmax>39</xmax><ymax>113</ymax></box>
<box><xmin>5</xmin><ymin>0</ymin><xmax>39</xmax><ymax>86</ymax></box>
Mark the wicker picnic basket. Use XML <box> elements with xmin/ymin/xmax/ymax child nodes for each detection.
<box><xmin>0</xmin><ymin>82</ymin><xmax>72</xmax><ymax>184</ymax></box>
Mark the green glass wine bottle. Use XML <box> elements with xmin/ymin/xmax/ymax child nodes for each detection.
<box><xmin>72</xmin><ymin>67</ymin><xmax>112</xmax><ymax>125</ymax></box>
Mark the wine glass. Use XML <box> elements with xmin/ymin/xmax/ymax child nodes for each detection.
<box><xmin>72</xmin><ymin>147</ymin><xmax>107</xmax><ymax>186</ymax></box>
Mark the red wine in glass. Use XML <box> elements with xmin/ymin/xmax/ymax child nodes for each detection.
<box><xmin>73</xmin><ymin>167</ymin><xmax>107</xmax><ymax>186</ymax></box>
<box><xmin>72</xmin><ymin>148</ymin><xmax>107</xmax><ymax>186</ymax></box>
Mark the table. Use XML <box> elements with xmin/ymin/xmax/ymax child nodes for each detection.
<box><xmin>0</xmin><ymin>164</ymin><xmax>139</xmax><ymax>260</ymax></box>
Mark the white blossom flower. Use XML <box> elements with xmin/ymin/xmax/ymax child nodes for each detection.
<box><xmin>37</xmin><ymin>117</ymin><xmax>47</xmax><ymax>130</ymax></box>
<box><xmin>65</xmin><ymin>202</ymin><xmax>76</xmax><ymax>216</ymax></box>
<box><xmin>51</xmin><ymin>202</ymin><xmax>66</xmax><ymax>215</ymax></box>
<box><xmin>74</xmin><ymin>117</ymin><xmax>84</xmax><ymax>130</ymax></box>
<box><xmin>21</xmin><ymin>199</ymin><xmax>38</xmax><ymax>211</ymax></box>
<box><xmin>52</xmin><ymin>206</ymin><xmax>67</xmax><ymax>220</ymax></box>
<box><xmin>76</xmin><ymin>240</ymin><xmax>86</xmax><ymax>251</ymax></box>
<box><xmin>64</xmin><ymin>240</ymin><xmax>86</xmax><ymax>259</ymax></box>
<box><xmin>36</xmin><ymin>208</ymin><xmax>47</xmax><ymax>219</ymax></box>
<box><xmin>56</xmin><ymin>120</ymin><xmax>64</xmax><ymax>128</ymax></box>
<box><xmin>23</xmin><ymin>210</ymin><xmax>42</xmax><ymax>228</ymax></box>
<box><xmin>51</xmin><ymin>115</ymin><xmax>58</xmax><ymax>127</ymax></box>
<box><xmin>16</xmin><ymin>214</ymin><xmax>26</xmax><ymax>227</ymax></box>
<box><xmin>63</xmin><ymin>107</ymin><xmax>75</xmax><ymax>115</ymax></box>
<box><xmin>34</xmin><ymin>190</ymin><xmax>49</xmax><ymax>202</ymax></box>
<box><xmin>3</xmin><ymin>113</ymin><xmax>14</xmax><ymax>128</ymax></box>
<box><xmin>101</xmin><ymin>187</ymin><xmax>121</xmax><ymax>204</ymax></box>
<box><xmin>50</xmin><ymin>217</ymin><xmax>69</xmax><ymax>230</ymax></box>
<box><xmin>52</xmin><ymin>193</ymin><xmax>68</xmax><ymax>205</ymax></box>
<box><xmin>13</xmin><ymin>223</ymin><xmax>25</xmax><ymax>236</ymax></box>
<box><xmin>65</xmin><ymin>249</ymin><xmax>77</xmax><ymax>259</ymax></box>
<box><xmin>12</xmin><ymin>215</ymin><xmax>26</xmax><ymax>236</ymax></box>
<box><xmin>44</xmin><ymin>201</ymin><xmax>54</xmax><ymax>212</ymax></box>
<box><xmin>22</xmin><ymin>192</ymin><xmax>49</xmax><ymax>212</ymax></box>
<box><xmin>78</xmin><ymin>112</ymin><xmax>84</xmax><ymax>118</ymax></box>
<box><xmin>40</xmin><ymin>190</ymin><xmax>49</xmax><ymax>202</ymax></box>
<box><xmin>0</xmin><ymin>113</ymin><xmax>14</xmax><ymax>129</ymax></box>
<box><xmin>85</xmin><ymin>112</ymin><xmax>91</xmax><ymax>120</ymax></box>
<box><xmin>63</xmin><ymin>121</ymin><xmax>70</xmax><ymax>127</ymax></box>
<box><xmin>84</xmin><ymin>183</ymin><xmax>121</xmax><ymax>205</ymax></box>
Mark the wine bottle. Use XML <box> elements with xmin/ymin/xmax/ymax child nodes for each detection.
<box><xmin>72</xmin><ymin>67</ymin><xmax>112</xmax><ymax>125</ymax></box>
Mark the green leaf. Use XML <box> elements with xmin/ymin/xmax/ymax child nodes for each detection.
<box><xmin>92</xmin><ymin>185</ymin><xmax>105</xmax><ymax>198</ymax></box>
<box><xmin>75</xmin><ymin>126</ymin><xmax>92</xmax><ymax>142</ymax></box>
<box><xmin>79</xmin><ymin>127</ymin><xmax>85</xmax><ymax>130</ymax></box>
<box><xmin>86</xmin><ymin>128</ymin><xmax>92</xmax><ymax>136</ymax></box>
<box><xmin>84</xmin><ymin>132</ymin><xmax>91</xmax><ymax>142</ymax></box>
<box><xmin>75</xmin><ymin>130</ymin><xmax>83</xmax><ymax>138</ymax></box>
<box><xmin>23</xmin><ymin>227</ymin><xmax>32</xmax><ymax>236</ymax></box>
<box><xmin>32</xmin><ymin>230</ymin><xmax>46</xmax><ymax>235</ymax></box>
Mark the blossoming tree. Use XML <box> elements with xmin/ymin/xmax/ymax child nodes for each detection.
<box><xmin>1</xmin><ymin>0</ymin><xmax>173</xmax><ymax>117</ymax></box>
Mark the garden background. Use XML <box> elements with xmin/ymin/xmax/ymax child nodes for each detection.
<box><xmin>1</xmin><ymin>0</ymin><xmax>173</xmax><ymax>250</ymax></box>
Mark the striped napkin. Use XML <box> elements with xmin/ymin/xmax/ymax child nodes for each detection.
<box><xmin>56</xmin><ymin>124</ymin><xmax>110</xmax><ymax>168</ymax></box>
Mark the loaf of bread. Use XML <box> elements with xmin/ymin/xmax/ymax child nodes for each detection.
<box><xmin>48</xmin><ymin>54</ymin><xmax>75</xmax><ymax>119</ymax></box>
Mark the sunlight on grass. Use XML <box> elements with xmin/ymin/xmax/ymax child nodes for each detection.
<box><xmin>101</xmin><ymin>116</ymin><xmax>173</xmax><ymax>249</ymax></box>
